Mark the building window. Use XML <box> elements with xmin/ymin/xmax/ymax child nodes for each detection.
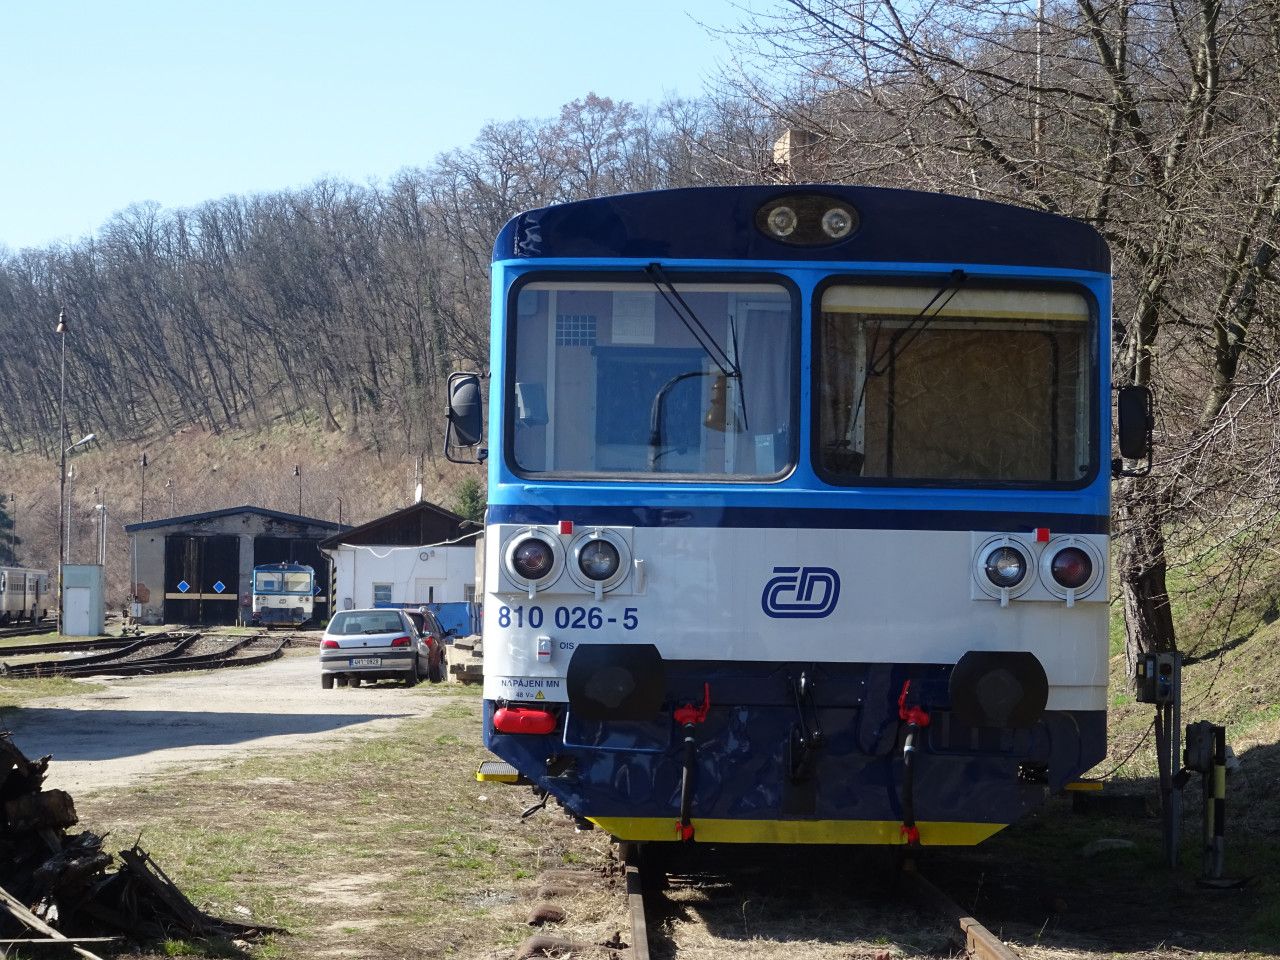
<box><xmin>556</xmin><ymin>313</ymin><xmax>597</xmax><ymax>346</ymax></box>
<box><xmin>372</xmin><ymin>583</ymin><xmax>393</xmax><ymax>606</ymax></box>
<box><xmin>464</xmin><ymin>585</ymin><xmax>477</xmax><ymax>602</ymax></box>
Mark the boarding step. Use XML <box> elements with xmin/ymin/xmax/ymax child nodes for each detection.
<box><xmin>476</xmin><ymin>760</ymin><xmax>528</xmax><ymax>785</ymax></box>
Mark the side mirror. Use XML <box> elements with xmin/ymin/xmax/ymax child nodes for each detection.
<box><xmin>445</xmin><ymin>372</ymin><xmax>487</xmax><ymax>464</ymax></box>
<box><xmin>1114</xmin><ymin>384</ymin><xmax>1153</xmax><ymax>477</ymax></box>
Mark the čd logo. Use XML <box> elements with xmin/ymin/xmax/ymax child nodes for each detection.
<box><xmin>761</xmin><ymin>566</ymin><xmax>841</xmax><ymax>619</ymax></box>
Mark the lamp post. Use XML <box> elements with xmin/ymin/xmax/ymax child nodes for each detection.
<box><xmin>5</xmin><ymin>493</ymin><xmax>13</xmax><ymax>562</ymax></box>
<box><xmin>139</xmin><ymin>452</ymin><xmax>148</xmax><ymax>522</ymax></box>
<box><xmin>336</xmin><ymin>497</ymin><xmax>343</xmax><ymax>526</ymax></box>
<box><xmin>56</xmin><ymin>310</ymin><xmax>67</xmax><ymax>631</ymax></box>
<box><xmin>293</xmin><ymin>464</ymin><xmax>302</xmax><ymax>515</ymax></box>
<box><xmin>95</xmin><ymin>501</ymin><xmax>108</xmax><ymax>566</ymax></box>
<box><xmin>166</xmin><ymin>478</ymin><xmax>174</xmax><ymax>514</ymax></box>
<box><xmin>57</xmin><ymin>432</ymin><xmax>95</xmax><ymax>631</ymax></box>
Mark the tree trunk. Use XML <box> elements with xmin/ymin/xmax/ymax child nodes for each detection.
<box><xmin>1116</xmin><ymin>480</ymin><xmax>1178</xmax><ymax>676</ymax></box>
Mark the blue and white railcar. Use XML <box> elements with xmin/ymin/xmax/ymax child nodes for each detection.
<box><xmin>458</xmin><ymin>185</ymin><xmax>1122</xmax><ymax>846</ymax></box>
<box><xmin>250</xmin><ymin>562</ymin><xmax>315</xmax><ymax>627</ymax></box>
<box><xmin>0</xmin><ymin>566</ymin><xmax>49</xmax><ymax>625</ymax></box>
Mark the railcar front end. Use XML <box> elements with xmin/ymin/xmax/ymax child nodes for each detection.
<box><xmin>250</xmin><ymin>562</ymin><xmax>315</xmax><ymax>627</ymax></box>
<box><xmin>459</xmin><ymin>185</ymin><xmax>1120</xmax><ymax>846</ymax></box>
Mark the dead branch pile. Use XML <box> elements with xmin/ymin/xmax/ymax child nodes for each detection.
<box><xmin>0</xmin><ymin>734</ymin><xmax>281</xmax><ymax>956</ymax></box>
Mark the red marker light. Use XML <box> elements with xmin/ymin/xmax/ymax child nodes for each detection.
<box><xmin>559</xmin><ymin>520</ymin><xmax>574</xmax><ymax>535</ymax></box>
<box><xmin>493</xmin><ymin>706</ymin><xmax>557</xmax><ymax>735</ymax></box>
<box><xmin>1035</xmin><ymin>527</ymin><xmax>1051</xmax><ymax>543</ymax></box>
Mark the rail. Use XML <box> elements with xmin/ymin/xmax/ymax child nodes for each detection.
<box><xmin>1</xmin><ymin>633</ymin><xmax>292</xmax><ymax>679</ymax></box>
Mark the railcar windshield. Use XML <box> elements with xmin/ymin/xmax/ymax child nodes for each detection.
<box><xmin>509</xmin><ymin>279</ymin><xmax>796</xmax><ymax>478</ymax></box>
<box><xmin>253</xmin><ymin>569</ymin><xmax>313</xmax><ymax>594</ymax></box>
<box><xmin>816</xmin><ymin>284</ymin><xmax>1095</xmax><ymax>485</ymax></box>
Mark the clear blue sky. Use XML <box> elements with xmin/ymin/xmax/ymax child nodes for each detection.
<box><xmin>1</xmin><ymin>1</ymin><xmax>755</xmax><ymax>252</ymax></box>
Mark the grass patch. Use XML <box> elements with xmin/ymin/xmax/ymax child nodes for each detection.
<box><xmin>0</xmin><ymin>676</ymin><xmax>104</xmax><ymax>708</ymax></box>
<box><xmin>76</xmin><ymin>693</ymin><xmax>622</xmax><ymax>959</ymax></box>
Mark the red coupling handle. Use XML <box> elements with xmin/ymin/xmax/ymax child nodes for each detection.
<box><xmin>900</xmin><ymin>824</ymin><xmax>921</xmax><ymax>845</ymax></box>
<box><xmin>897</xmin><ymin>679</ymin><xmax>931</xmax><ymax>728</ymax></box>
<box><xmin>676</xmin><ymin>821</ymin><xmax>695</xmax><ymax>841</ymax></box>
<box><xmin>674</xmin><ymin>683</ymin><xmax>711</xmax><ymax>727</ymax></box>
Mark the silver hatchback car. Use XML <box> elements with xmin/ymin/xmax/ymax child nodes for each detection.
<box><xmin>320</xmin><ymin>608</ymin><xmax>435</xmax><ymax>688</ymax></box>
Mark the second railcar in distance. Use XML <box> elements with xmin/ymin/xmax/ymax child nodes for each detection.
<box><xmin>451</xmin><ymin>184</ymin><xmax>1136</xmax><ymax>847</ymax></box>
<box><xmin>250</xmin><ymin>562</ymin><xmax>315</xmax><ymax>628</ymax></box>
<box><xmin>0</xmin><ymin>566</ymin><xmax>50</xmax><ymax>625</ymax></box>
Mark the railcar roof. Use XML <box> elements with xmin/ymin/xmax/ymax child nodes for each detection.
<box><xmin>493</xmin><ymin>185</ymin><xmax>1109</xmax><ymax>273</ymax></box>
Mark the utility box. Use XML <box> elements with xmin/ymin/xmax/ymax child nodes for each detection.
<box><xmin>62</xmin><ymin>564</ymin><xmax>106</xmax><ymax>637</ymax></box>
<box><xmin>1135</xmin><ymin>651</ymin><xmax>1181</xmax><ymax>704</ymax></box>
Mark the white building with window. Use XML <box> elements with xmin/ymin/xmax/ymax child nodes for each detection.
<box><xmin>318</xmin><ymin>502</ymin><xmax>480</xmax><ymax>613</ymax></box>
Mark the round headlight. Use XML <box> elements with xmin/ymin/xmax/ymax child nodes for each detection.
<box><xmin>821</xmin><ymin>207</ymin><xmax>854</xmax><ymax>239</ymax></box>
<box><xmin>578</xmin><ymin>539</ymin><xmax>620</xmax><ymax>582</ymax></box>
<box><xmin>511</xmin><ymin>538</ymin><xmax>555</xmax><ymax>581</ymax></box>
<box><xmin>766</xmin><ymin>205</ymin><xmax>798</xmax><ymax>237</ymax></box>
<box><xmin>1050</xmin><ymin>547</ymin><xmax>1093</xmax><ymax>589</ymax></box>
<box><xmin>984</xmin><ymin>546</ymin><xmax>1028</xmax><ymax>588</ymax></box>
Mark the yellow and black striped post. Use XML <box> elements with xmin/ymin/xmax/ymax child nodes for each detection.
<box><xmin>1186</xmin><ymin>719</ymin><xmax>1228</xmax><ymax>882</ymax></box>
<box><xmin>1206</xmin><ymin>724</ymin><xmax>1226</xmax><ymax>880</ymax></box>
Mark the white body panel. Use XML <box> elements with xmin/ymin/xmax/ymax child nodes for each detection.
<box><xmin>482</xmin><ymin>524</ymin><xmax>1109</xmax><ymax>711</ymax></box>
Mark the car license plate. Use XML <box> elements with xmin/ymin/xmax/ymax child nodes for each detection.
<box><xmin>348</xmin><ymin>657</ymin><xmax>382</xmax><ymax>667</ymax></box>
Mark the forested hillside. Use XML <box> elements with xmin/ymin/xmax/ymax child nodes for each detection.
<box><xmin>0</xmin><ymin>95</ymin><xmax>763</xmax><ymax>459</ymax></box>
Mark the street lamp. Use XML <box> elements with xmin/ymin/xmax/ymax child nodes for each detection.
<box><xmin>5</xmin><ymin>493</ymin><xmax>13</xmax><ymax>563</ymax></box>
<box><xmin>336</xmin><ymin>496</ymin><xmax>343</xmax><ymax>526</ymax></box>
<box><xmin>139</xmin><ymin>452</ymin><xmax>148</xmax><ymax>522</ymax></box>
<box><xmin>293</xmin><ymin>464</ymin><xmax>302</xmax><ymax>515</ymax></box>
<box><xmin>57</xmin><ymin>431</ymin><xmax>95</xmax><ymax>632</ymax></box>
<box><xmin>56</xmin><ymin>310</ymin><xmax>66</xmax><ymax>631</ymax></box>
<box><xmin>95</xmin><ymin>501</ymin><xmax>108</xmax><ymax>566</ymax></box>
<box><xmin>165</xmin><ymin>478</ymin><xmax>174</xmax><ymax>514</ymax></box>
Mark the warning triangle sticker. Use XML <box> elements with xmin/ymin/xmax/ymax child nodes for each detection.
<box><xmin>535</xmin><ymin>690</ymin><xmax>545</xmax><ymax>700</ymax></box>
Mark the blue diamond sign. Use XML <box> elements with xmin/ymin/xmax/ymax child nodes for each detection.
<box><xmin>176</xmin><ymin>580</ymin><xmax>190</xmax><ymax>593</ymax></box>
<box><xmin>212</xmin><ymin>581</ymin><xmax>226</xmax><ymax>594</ymax></box>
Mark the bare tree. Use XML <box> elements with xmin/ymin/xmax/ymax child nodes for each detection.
<box><xmin>727</xmin><ymin>0</ymin><xmax>1280</xmax><ymax>668</ymax></box>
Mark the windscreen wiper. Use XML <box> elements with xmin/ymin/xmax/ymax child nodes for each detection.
<box><xmin>645</xmin><ymin>263</ymin><xmax>749</xmax><ymax>432</ymax></box>
<box><xmin>866</xmin><ymin>269</ymin><xmax>967</xmax><ymax>376</ymax></box>
<box><xmin>839</xmin><ymin>269</ymin><xmax>967</xmax><ymax>473</ymax></box>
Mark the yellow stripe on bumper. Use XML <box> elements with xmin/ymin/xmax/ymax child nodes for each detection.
<box><xmin>586</xmin><ymin>817</ymin><xmax>1007</xmax><ymax>845</ymax></box>
<box><xmin>1064</xmin><ymin>780</ymin><xmax>1104</xmax><ymax>792</ymax></box>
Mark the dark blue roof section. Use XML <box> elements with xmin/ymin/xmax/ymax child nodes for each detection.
<box><xmin>123</xmin><ymin>505</ymin><xmax>348</xmax><ymax>534</ymax></box>
<box><xmin>317</xmin><ymin>500</ymin><xmax>480</xmax><ymax>550</ymax></box>
<box><xmin>493</xmin><ymin>185</ymin><xmax>1110</xmax><ymax>273</ymax></box>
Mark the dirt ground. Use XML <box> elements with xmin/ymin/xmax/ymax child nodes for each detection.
<box><xmin>0</xmin><ymin>655</ymin><xmax>1274</xmax><ymax>959</ymax></box>
<box><xmin>0</xmin><ymin>652</ymin><xmax>454</xmax><ymax>795</ymax></box>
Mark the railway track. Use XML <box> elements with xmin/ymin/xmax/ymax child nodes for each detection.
<box><xmin>0</xmin><ymin>635</ymin><xmax>134</xmax><ymax>656</ymax></box>
<box><xmin>0</xmin><ymin>620</ymin><xmax>57</xmax><ymax>641</ymax></box>
<box><xmin>513</xmin><ymin>842</ymin><xmax>1025</xmax><ymax>960</ymax></box>
<box><xmin>0</xmin><ymin>632</ymin><xmax>293</xmax><ymax>679</ymax></box>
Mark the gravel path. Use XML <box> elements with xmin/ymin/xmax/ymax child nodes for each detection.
<box><xmin>0</xmin><ymin>654</ymin><xmax>458</xmax><ymax>795</ymax></box>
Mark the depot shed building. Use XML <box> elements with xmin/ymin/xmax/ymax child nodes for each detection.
<box><xmin>319</xmin><ymin>501</ymin><xmax>480</xmax><ymax>611</ymax></box>
<box><xmin>124</xmin><ymin>506</ymin><xmax>348</xmax><ymax>626</ymax></box>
